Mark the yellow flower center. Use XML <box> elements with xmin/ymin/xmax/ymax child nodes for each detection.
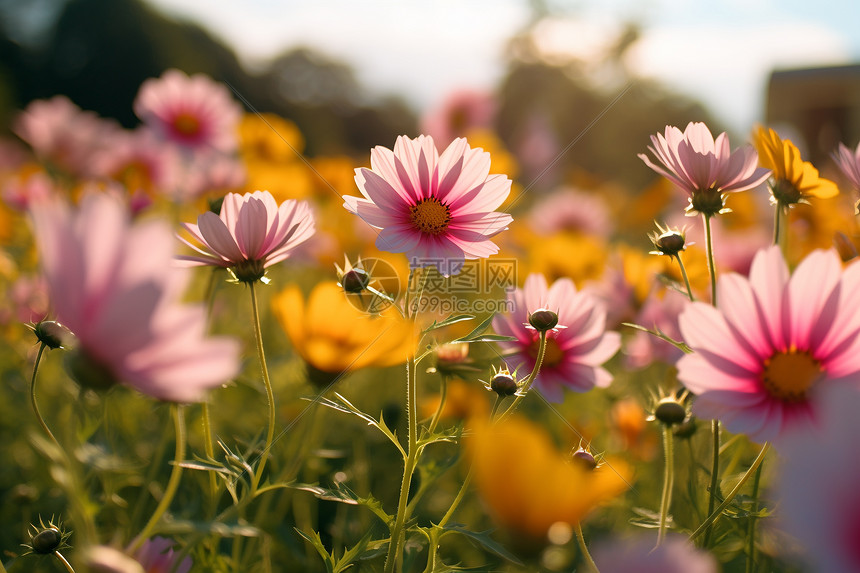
<box><xmin>409</xmin><ymin>197</ymin><xmax>452</xmax><ymax>235</ymax></box>
<box><xmin>528</xmin><ymin>337</ymin><xmax>564</xmax><ymax>368</ymax></box>
<box><xmin>173</xmin><ymin>112</ymin><xmax>201</xmax><ymax>136</ymax></box>
<box><xmin>761</xmin><ymin>350</ymin><xmax>822</xmax><ymax>402</ymax></box>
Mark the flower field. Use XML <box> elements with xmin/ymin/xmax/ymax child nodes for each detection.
<box><xmin>1</xmin><ymin>48</ymin><xmax>860</xmax><ymax>573</ymax></box>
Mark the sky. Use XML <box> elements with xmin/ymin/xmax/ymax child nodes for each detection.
<box><xmin>144</xmin><ymin>0</ymin><xmax>860</xmax><ymax>134</ymax></box>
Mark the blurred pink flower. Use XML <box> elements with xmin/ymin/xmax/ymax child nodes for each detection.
<box><xmin>84</xmin><ymin>537</ymin><xmax>191</xmax><ymax>573</ymax></box>
<box><xmin>178</xmin><ymin>190</ymin><xmax>315</xmax><ymax>282</ymax></box>
<box><xmin>2</xmin><ymin>170</ymin><xmax>55</xmax><ymax>211</ymax></box>
<box><xmin>639</xmin><ymin>122</ymin><xmax>770</xmax><ymax>216</ymax></box>
<box><xmin>592</xmin><ymin>534</ymin><xmax>718</xmax><ymax>573</ymax></box>
<box><xmin>8</xmin><ymin>274</ymin><xmax>49</xmax><ymax>325</ymax></box>
<box><xmin>14</xmin><ymin>96</ymin><xmax>120</xmax><ymax>176</ymax></box>
<box><xmin>344</xmin><ymin>135</ymin><xmax>512</xmax><ymax>276</ymax></box>
<box><xmin>778</xmin><ymin>385</ymin><xmax>860</xmax><ymax>573</ymax></box>
<box><xmin>624</xmin><ymin>287</ymin><xmax>688</xmax><ymax>369</ymax></box>
<box><xmin>30</xmin><ymin>193</ymin><xmax>240</xmax><ymax>402</ymax></box>
<box><xmin>528</xmin><ymin>187</ymin><xmax>613</xmax><ymax>238</ymax></box>
<box><xmin>420</xmin><ymin>90</ymin><xmax>496</xmax><ymax>147</ymax></box>
<box><xmin>134</xmin><ymin>69</ymin><xmax>241</xmax><ymax>153</ymax></box>
<box><xmin>91</xmin><ymin>128</ymin><xmax>180</xmax><ymax>197</ymax></box>
<box><xmin>677</xmin><ymin>246</ymin><xmax>860</xmax><ymax>443</ymax></box>
<box><xmin>492</xmin><ymin>273</ymin><xmax>620</xmax><ymax>401</ymax></box>
<box><xmin>833</xmin><ymin>141</ymin><xmax>860</xmax><ymax>190</ymax></box>
<box><xmin>175</xmin><ymin>153</ymin><xmax>246</xmax><ymax>201</ymax></box>
<box><xmin>135</xmin><ymin>537</ymin><xmax>191</xmax><ymax>573</ymax></box>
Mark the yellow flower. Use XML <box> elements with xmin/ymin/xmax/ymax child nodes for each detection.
<box><xmin>467</xmin><ymin>415</ymin><xmax>632</xmax><ymax>543</ymax></box>
<box><xmin>524</xmin><ymin>232</ymin><xmax>608</xmax><ymax>286</ymax></box>
<box><xmin>243</xmin><ymin>158</ymin><xmax>314</xmax><ymax>201</ymax></box>
<box><xmin>239</xmin><ymin>113</ymin><xmax>304</xmax><ymax>163</ymax></box>
<box><xmin>272</xmin><ymin>282</ymin><xmax>416</xmax><ymax>385</ymax></box>
<box><xmin>753</xmin><ymin>125</ymin><xmax>838</xmax><ymax>205</ymax></box>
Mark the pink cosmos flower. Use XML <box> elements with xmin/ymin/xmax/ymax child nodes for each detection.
<box><xmin>639</xmin><ymin>122</ymin><xmax>770</xmax><ymax>216</ymax></box>
<box><xmin>135</xmin><ymin>537</ymin><xmax>192</xmax><ymax>573</ymax></box>
<box><xmin>84</xmin><ymin>537</ymin><xmax>192</xmax><ymax>573</ymax></box>
<box><xmin>134</xmin><ymin>69</ymin><xmax>241</xmax><ymax>153</ymax></box>
<box><xmin>14</xmin><ymin>96</ymin><xmax>120</xmax><ymax>176</ymax></box>
<box><xmin>592</xmin><ymin>534</ymin><xmax>718</xmax><ymax>573</ymax></box>
<box><xmin>492</xmin><ymin>273</ymin><xmax>620</xmax><ymax>402</ymax></box>
<box><xmin>420</xmin><ymin>90</ymin><xmax>496</xmax><ymax>147</ymax></box>
<box><xmin>30</xmin><ymin>193</ymin><xmax>240</xmax><ymax>402</ymax></box>
<box><xmin>91</xmin><ymin>128</ymin><xmax>180</xmax><ymax>198</ymax></box>
<box><xmin>833</xmin><ymin>141</ymin><xmax>860</xmax><ymax>190</ymax></box>
<box><xmin>178</xmin><ymin>190</ymin><xmax>315</xmax><ymax>282</ymax></box>
<box><xmin>777</xmin><ymin>386</ymin><xmax>860</xmax><ymax>572</ymax></box>
<box><xmin>833</xmin><ymin>141</ymin><xmax>860</xmax><ymax>213</ymax></box>
<box><xmin>343</xmin><ymin>135</ymin><xmax>512</xmax><ymax>276</ymax></box>
<box><xmin>527</xmin><ymin>187</ymin><xmax>613</xmax><ymax>239</ymax></box>
<box><xmin>677</xmin><ymin>246</ymin><xmax>860</xmax><ymax>443</ymax></box>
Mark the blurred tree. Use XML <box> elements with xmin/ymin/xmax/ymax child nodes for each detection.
<box><xmin>496</xmin><ymin>18</ymin><xmax>719</xmax><ymax>194</ymax></box>
<box><xmin>0</xmin><ymin>0</ymin><xmax>416</xmax><ymax>155</ymax></box>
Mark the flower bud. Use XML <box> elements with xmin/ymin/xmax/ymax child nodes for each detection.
<box><xmin>654</xmin><ymin>231</ymin><xmax>685</xmax><ymax>255</ymax></box>
<box><xmin>341</xmin><ymin>268</ymin><xmax>370</xmax><ymax>294</ymax></box>
<box><xmin>528</xmin><ymin>308</ymin><xmax>559</xmax><ymax>332</ymax></box>
<box><xmin>33</xmin><ymin>320</ymin><xmax>74</xmax><ymax>350</ymax></box>
<box><xmin>653</xmin><ymin>397</ymin><xmax>687</xmax><ymax>426</ymax></box>
<box><xmin>31</xmin><ymin>527</ymin><xmax>62</xmax><ymax>554</ymax></box>
<box><xmin>490</xmin><ymin>371</ymin><xmax>518</xmax><ymax>396</ymax></box>
<box><xmin>649</xmin><ymin>223</ymin><xmax>688</xmax><ymax>258</ymax></box>
<box><xmin>571</xmin><ymin>448</ymin><xmax>598</xmax><ymax>471</ymax></box>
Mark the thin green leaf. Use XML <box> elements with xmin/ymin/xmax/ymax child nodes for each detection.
<box><xmin>295</xmin><ymin>528</ymin><xmax>335</xmax><ymax>573</ymax></box>
<box><xmin>332</xmin><ymin>529</ymin><xmax>375</xmax><ymax>573</ymax></box>
<box><xmin>453</xmin><ymin>314</ymin><xmax>495</xmax><ymax>341</ymax></box>
<box><xmin>454</xmin><ymin>334</ymin><xmax>517</xmax><ymax>343</ymax></box>
<box><xmin>422</xmin><ymin>314</ymin><xmax>475</xmax><ymax>334</ymax></box>
<box><xmin>290</xmin><ymin>482</ymin><xmax>392</xmax><ymax>524</ymax></box>
<box><xmin>315</xmin><ymin>393</ymin><xmax>405</xmax><ymax>457</ymax></box>
<box><xmin>622</xmin><ymin>322</ymin><xmax>692</xmax><ymax>353</ymax></box>
<box><xmin>157</xmin><ymin>520</ymin><xmax>260</xmax><ymax>537</ymax></box>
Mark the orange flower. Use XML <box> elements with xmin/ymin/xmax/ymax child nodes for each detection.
<box><xmin>468</xmin><ymin>415</ymin><xmax>632</xmax><ymax>542</ymax></box>
<box><xmin>272</xmin><ymin>282</ymin><xmax>416</xmax><ymax>385</ymax></box>
<box><xmin>753</xmin><ymin>125</ymin><xmax>838</xmax><ymax>206</ymax></box>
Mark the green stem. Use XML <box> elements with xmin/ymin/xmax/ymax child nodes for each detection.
<box><xmin>250</xmin><ymin>281</ymin><xmax>276</xmax><ymax>493</ymax></box>
<box><xmin>201</xmin><ymin>401</ymin><xmax>218</xmax><ymax>500</ymax></box>
<box><xmin>575</xmin><ymin>523</ymin><xmax>599</xmax><ymax>572</ymax></box>
<box><xmin>772</xmin><ymin>204</ymin><xmax>781</xmax><ymax>247</ymax></box>
<box><xmin>29</xmin><ymin>343</ymin><xmax>61</xmax><ymax>451</ymax></box>
<box><xmin>497</xmin><ymin>331</ymin><xmax>547</xmax><ymax>422</ymax></box>
<box><xmin>778</xmin><ymin>206</ymin><xmax>789</xmax><ymax>257</ymax></box>
<box><xmin>702</xmin><ymin>213</ymin><xmax>717</xmax><ymax>306</ymax></box>
<box><xmin>746</xmin><ymin>454</ymin><xmax>765</xmax><ymax>573</ymax></box>
<box><xmin>690</xmin><ymin>442</ymin><xmax>770</xmax><ymax>544</ymax></box>
<box><xmin>32</xmin><ymin>342</ymin><xmax>97</xmax><ymax>545</ymax></box>
<box><xmin>423</xmin><ymin>396</ymin><xmax>503</xmax><ymax>573</ymax></box>
<box><xmin>674</xmin><ymin>255</ymin><xmax>695</xmax><ymax>301</ymax></box>
<box><xmin>656</xmin><ymin>425</ymin><xmax>675</xmax><ymax>547</ymax></box>
<box><xmin>129</xmin><ymin>404</ymin><xmax>186</xmax><ymax>553</ymax></box>
<box><xmin>702</xmin><ymin>419</ymin><xmax>721</xmax><ymax>547</ymax></box>
<box><xmin>385</xmin><ymin>355</ymin><xmax>419</xmax><ymax>573</ymax></box>
<box><xmin>53</xmin><ymin>551</ymin><xmax>75</xmax><ymax>573</ymax></box>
